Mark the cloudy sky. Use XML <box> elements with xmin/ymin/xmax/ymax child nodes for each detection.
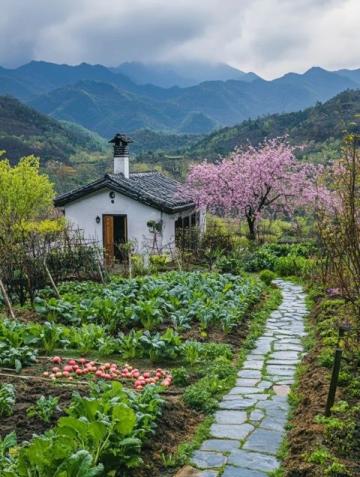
<box><xmin>0</xmin><ymin>0</ymin><xmax>359</xmax><ymax>78</ymax></box>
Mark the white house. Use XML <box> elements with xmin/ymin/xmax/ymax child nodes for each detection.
<box><xmin>54</xmin><ymin>134</ymin><xmax>204</xmax><ymax>263</ymax></box>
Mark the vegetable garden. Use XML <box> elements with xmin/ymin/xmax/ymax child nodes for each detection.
<box><xmin>0</xmin><ymin>271</ymin><xmax>272</xmax><ymax>476</ymax></box>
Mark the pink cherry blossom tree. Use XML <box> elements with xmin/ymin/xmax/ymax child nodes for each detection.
<box><xmin>184</xmin><ymin>138</ymin><xmax>326</xmax><ymax>240</ymax></box>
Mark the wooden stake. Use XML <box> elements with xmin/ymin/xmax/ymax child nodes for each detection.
<box><xmin>43</xmin><ymin>259</ymin><xmax>60</xmax><ymax>298</ymax></box>
<box><xmin>0</xmin><ymin>278</ymin><xmax>16</xmax><ymax>319</ymax></box>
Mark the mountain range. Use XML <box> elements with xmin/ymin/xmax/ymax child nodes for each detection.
<box><xmin>112</xmin><ymin>61</ymin><xmax>260</xmax><ymax>87</ymax></box>
<box><xmin>0</xmin><ymin>60</ymin><xmax>359</xmax><ymax>138</ymax></box>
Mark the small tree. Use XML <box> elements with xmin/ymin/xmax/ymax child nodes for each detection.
<box><xmin>0</xmin><ymin>154</ymin><xmax>57</xmax><ymax>305</ymax></box>
<box><xmin>0</xmin><ymin>154</ymin><xmax>55</xmax><ymax>242</ymax></box>
<box><xmin>185</xmin><ymin>139</ymin><xmax>321</xmax><ymax>240</ymax></box>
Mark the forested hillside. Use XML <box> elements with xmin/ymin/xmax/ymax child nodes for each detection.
<box><xmin>187</xmin><ymin>89</ymin><xmax>360</xmax><ymax>159</ymax></box>
<box><xmin>0</xmin><ymin>96</ymin><xmax>106</xmax><ymax>164</ymax></box>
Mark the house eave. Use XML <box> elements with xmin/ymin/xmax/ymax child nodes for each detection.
<box><xmin>54</xmin><ymin>176</ymin><xmax>195</xmax><ymax>215</ymax></box>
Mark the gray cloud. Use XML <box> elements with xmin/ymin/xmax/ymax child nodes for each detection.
<box><xmin>0</xmin><ymin>0</ymin><xmax>359</xmax><ymax>78</ymax></box>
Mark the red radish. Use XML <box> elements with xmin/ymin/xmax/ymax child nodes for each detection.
<box><xmin>79</xmin><ymin>358</ymin><xmax>87</xmax><ymax>364</ymax></box>
<box><xmin>104</xmin><ymin>363</ymin><xmax>111</xmax><ymax>369</ymax></box>
<box><xmin>143</xmin><ymin>372</ymin><xmax>150</xmax><ymax>379</ymax></box>
<box><xmin>55</xmin><ymin>372</ymin><xmax>62</xmax><ymax>378</ymax></box>
<box><xmin>95</xmin><ymin>370</ymin><xmax>102</xmax><ymax>377</ymax></box>
<box><xmin>51</xmin><ymin>356</ymin><xmax>62</xmax><ymax>364</ymax></box>
<box><xmin>68</xmin><ymin>359</ymin><xmax>76</xmax><ymax>366</ymax></box>
<box><xmin>76</xmin><ymin>369</ymin><xmax>83</xmax><ymax>376</ymax></box>
<box><xmin>49</xmin><ymin>373</ymin><xmax>56</xmax><ymax>379</ymax></box>
<box><xmin>63</xmin><ymin>371</ymin><xmax>70</xmax><ymax>377</ymax></box>
<box><xmin>63</xmin><ymin>365</ymin><xmax>73</xmax><ymax>372</ymax></box>
<box><xmin>52</xmin><ymin>367</ymin><xmax>60</xmax><ymax>373</ymax></box>
<box><xmin>43</xmin><ymin>371</ymin><xmax>49</xmax><ymax>377</ymax></box>
<box><xmin>68</xmin><ymin>376</ymin><xmax>74</xmax><ymax>381</ymax></box>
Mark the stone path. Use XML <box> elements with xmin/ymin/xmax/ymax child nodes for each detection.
<box><xmin>188</xmin><ymin>279</ymin><xmax>307</xmax><ymax>477</ymax></box>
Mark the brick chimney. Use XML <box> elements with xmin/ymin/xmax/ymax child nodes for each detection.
<box><xmin>109</xmin><ymin>133</ymin><xmax>133</xmax><ymax>178</ymax></box>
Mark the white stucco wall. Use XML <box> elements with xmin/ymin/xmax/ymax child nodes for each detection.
<box><xmin>62</xmin><ymin>188</ymin><xmax>197</xmax><ymax>254</ymax></box>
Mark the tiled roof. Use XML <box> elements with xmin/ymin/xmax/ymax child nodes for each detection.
<box><xmin>54</xmin><ymin>171</ymin><xmax>195</xmax><ymax>214</ymax></box>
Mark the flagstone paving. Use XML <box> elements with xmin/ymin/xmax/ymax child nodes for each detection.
<box><xmin>188</xmin><ymin>279</ymin><xmax>307</xmax><ymax>476</ymax></box>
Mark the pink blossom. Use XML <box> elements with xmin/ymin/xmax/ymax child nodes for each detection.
<box><xmin>183</xmin><ymin>138</ymin><xmax>330</xmax><ymax>239</ymax></box>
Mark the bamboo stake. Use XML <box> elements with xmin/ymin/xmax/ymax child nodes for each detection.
<box><xmin>97</xmin><ymin>260</ymin><xmax>105</xmax><ymax>284</ymax></box>
<box><xmin>0</xmin><ymin>372</ymin><xmax>89</xmax><ymax>385</ymax></box>
<box><xmin>0</xmin><ymin>278</ymin><xmax>16</xmax><ymax>319</ymax></box>
<box><xmin>43</xmin><ymin>259</ymin><xmax>60</xmax><ymax>298</ymax></box>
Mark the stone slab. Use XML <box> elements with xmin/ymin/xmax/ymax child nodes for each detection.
<box><xmin>228</xmin><ymin>449</ymin><xmax>279</xmax><ymax>471</ymax></box>
<box><xmin>219</xmin><ymin>399</ymin><xmax>258</xmax><ymax>410</ymax></box>
<box><xmin>191</xmin><ymin>451</ymin><xmax>227</xmax><ymax>469</ymax></box>
<box><xmin>243</xmin><ymin>428</ymin><xmax>283</xmax><ymax>455</ymax></box>
<box><xmin>210</xmin><ymin>423</ymin><xmax>254</xmax><ymax>440</ymax></box>
<box><xmin>214</xmin><ymin>410</ymin><xmax>247</xmax><ymax>425</ymax></box>
<box><xmin>201</xmin><ymin>439</ymin><xmax>240</xmax><ymax>452</ymax></box>
<box><xmin>222</xmin><ymin>466</ymin><xmax>267</xmax><ymax>477</ymax></box>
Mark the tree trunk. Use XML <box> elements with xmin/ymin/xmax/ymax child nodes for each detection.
<box><xmin>246</xmin><ymin>215</ymin><xmax>256</xmax><ymax>241</ymax></box>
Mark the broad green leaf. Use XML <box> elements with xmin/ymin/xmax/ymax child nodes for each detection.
<box><xmin>87</xmin><ymin>422</ymin><xmax>108</xmax><ymax>446</ymax></box>
<box><xmin>53</xmin><ymin>450</ymin><xmax>104</xmax><ymax>477</ymax></box>
<box><xmin>112</xmin><ymin>404</ymin><xmax>136</xmax><ymax>435</ymax></box>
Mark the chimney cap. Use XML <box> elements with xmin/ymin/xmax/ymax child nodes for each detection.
<box><xmin>109</xmin><ymin>133</ymin><xmax>133</xmax><ymax>145</ymax></box>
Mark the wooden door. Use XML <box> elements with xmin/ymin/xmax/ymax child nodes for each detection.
<box><xmin>103</xmin><ymin>215</ymin><xmax>114</xmax><ymax>266</ymax></box>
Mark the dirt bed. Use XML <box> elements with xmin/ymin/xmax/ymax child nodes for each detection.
<box><xmin>283</xmin><ymin>303</ymin><xmax>360</xmax><ymax>477</ymax></box>
<box><xmin>0</xmin><ymin>377</ymin><xmax>75</xmax><ymax>442</ymax></box>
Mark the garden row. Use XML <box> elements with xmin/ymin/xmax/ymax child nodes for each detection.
<box><xmin>0</xmin><ymin>271</ymin><xmax>271</xmax><ymax>476</ymax></box>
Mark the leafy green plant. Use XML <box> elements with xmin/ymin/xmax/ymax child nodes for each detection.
<box><xmin>118</xmin><ymin>329</ymin><xmax>142</xmax><ymax>359</ymax></box>
<box><xmin>0</xmin><ymin>384</ymin><xmax>16</xmax><ymax>417</ymax></box>
<box><xmin>6</xmin><ymin>381</ymin><xmax>164</xmax><ymax>476</ymax></box>
<box><xmin>134</xmin><ymin>299</ymin><xmax>163</xmax><ymax>331</ymax></box>
<box><xmin>183</xmin><ymin>341</ymin><xmax>202</xmax><ymax>366</ymax></box>
<box><xmin>39</xmin><ymin>321</ymin><xmax>64</xmax><ymax>353</ymax></box>
<box><xmin>259</xmin><ymin>269</ymin><xmax>276</xmax><ymax>285</ymax></box>
<box><xmin>0</xmin><ymin>341</ymin><xmax>37</xmax><ymax>372</ymax></box>
<box><xmin>27</xmin><ymin>395</ymin><xmax>60</xmax><ymax>423</ymax></box>
<box><xmin>0</xmin><ymin>432</ymin><xmax>17</xmax><ymax>471</ymax></box>
<box><xmin>172</xmin><ymin>367</ymin><xmax>190</xmax><ymax>387</ymax></box>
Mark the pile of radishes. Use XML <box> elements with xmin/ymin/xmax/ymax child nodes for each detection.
<box><xmin>43</xmin><ymin>356</ymin><xmax>172</xmax><ymax>391</ymax></box>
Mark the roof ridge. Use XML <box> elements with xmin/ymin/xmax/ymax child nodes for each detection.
<box><xmin>55</xmin><ymin>171</ymin><xmax>194</xmax><ymax>214</ymax></box>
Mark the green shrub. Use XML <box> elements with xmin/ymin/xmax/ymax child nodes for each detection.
<box><xmin>183</xmin><ymin>385</ymin><xmax>217</xmax><ymax>412</ymax></box>
<box><xmin>273</xmin><ymin>255</ymin><xmax>313</xmax><ymax>277</ymax></box>
<box><xmin>172</xmin><ymin>367</ymin><xmax>190</xmax><ymax>387</ymax></box>
<box><xmin>216</xmin><ymin>254</ymin><xmax>243</xmax><ymax>274</ymax></box>
<box><xmin>149</xmin><ymin>254</ymin><xmax>171</xmax><ymax>271</ymax></box>
<box><xmin>242</xmin><ymin>248</ymin><xmax>276</xmax><ymax>272</ymax></box>
<box><xmin>259</xmin><ymin>270</ymin><xmax>276</xmax><ymax>285</ymax></box>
